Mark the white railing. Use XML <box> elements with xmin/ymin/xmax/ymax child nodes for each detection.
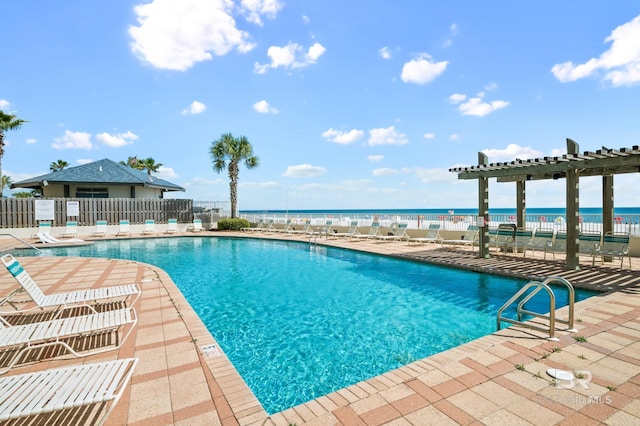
<box><xmin>239</xmin><ymin>212</ymin><xmax>640</xmax><ymax>235</ymax></box>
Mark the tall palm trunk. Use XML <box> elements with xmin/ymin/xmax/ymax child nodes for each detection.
<box><xmin>0</xmin><ymin>136</ymin><xmax>4</xmax><ymax>197</ymax></box>
<box><xmin>229</xmin><ymin>161</ymin><xmax>239</xmax><ymax>218</ymax></box>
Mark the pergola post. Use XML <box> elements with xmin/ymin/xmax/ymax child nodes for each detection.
<box><xmin>478</xmin><ymin>152</ymin><xmax>490</xmax><ymax>259</ymax></box>
<box><xmin>516</xmin><ymin>180</ymin><xmax>526</xmax><ymax>229</ymax></box>
<box><xmin>566</xmin><ymin>138</ymin><xmax>580</xmax><ymax>270</ymax></box>
<box><xmin>603</xmin><ymin>175</ymin><xmax>614</xmax><ymax>236</ymax></box>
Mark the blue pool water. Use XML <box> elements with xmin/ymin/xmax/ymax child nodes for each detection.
<box><xmin>37</xmin><ymin>237</ymin><xmax>598</xmax><ymax>414</ymax></box>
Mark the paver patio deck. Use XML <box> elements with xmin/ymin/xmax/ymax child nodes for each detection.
<box><xmin>0</xmin><ymin>230</ymin><xmax>639</xmax><ymax>425</ymax></box>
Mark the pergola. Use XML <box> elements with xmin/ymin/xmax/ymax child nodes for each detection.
<box><xmin>449</xmin><ymin>139</ymin><xmax>640</xmax><ymax>270</ymax></box>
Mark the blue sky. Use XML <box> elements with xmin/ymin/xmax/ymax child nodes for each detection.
<box><xmin>2</xmin><ymin>1</ymin><xmax>640</xmax><ymax>210</ymax></box>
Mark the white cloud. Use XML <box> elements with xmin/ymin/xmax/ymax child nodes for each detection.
<box><xmin>77</xmin><ymin>158</ymin><xmax>94</xmax><ymax>165</ymax></box>
<box><xmin>96</xmin><ymin>131</ymin><xmax>138</xmax><ymax>148</ymax></box>
<box><xmin>373</xmin><ymin>167</ymin><xmax>414</xmax><ymax>177</ymax></box>
<box><xmin>550</xmin><ymin>148</ymin><xmax>564</xmax><ymax>157</ymax></box>
<box><xmin>25</xmin><ymin>138</ymin><xmax>37</xmax><ymax>145</ymax></box>
<box><xmin>283</xmin><ymin>164</ymin><xmax>326</xmax><ymax>178</ymax></box>
<box><xmin>253</xmin><ymin>100</ymin><xmax>278</xmax><ymax>114</ymax></box>
<box><xmin>367</xmin><ymin>155</ymin><xmax>384</xmax><ymax>162</ymax></box>
<box><xmin>129</xmin><ymin>0</ymin><xmax>256</xmax><ymax>71</ymax></box>
<box><xmin>400</xmin><ymin>53</ymin><xmax>448</xmax><ymax>85</ymax></box>
<box><xmin>3</xmin><ymin>170</ymin><xmax>36</xmax><ymax>183</ymax></box>
<box><xmin>482</xmin><ymin>143</ymin><xmax>544</xmax><ymax>161</ymax></box>
<box><xmin>254</xmin><ymin>42</ymin><xmax>326</xmax><ymax>74</ymax></box>
<box><xmin>322</xmin><ymin>128</ymin><xmax>364</xmax><ymax>144</ymax></box>
<box><xmin>0</xmin><ymin>99</ymin><xmax>11</xmax><ymax>111</ymax></box>
<box><xmin>484</xmin><ymin>82</ymin><xmax>498</xmax><ymax>91</ymax></box>
<box><xmin>373</xmin><ymin>168</ymin><xmax>399</xmax><ymax>176</ymax></box>
<box><xmin>423</xmin><ymin>133</ymin><xmax>435</xmax><ymax>140</ymax></box>
<box><xmin>442</xmin><ymin>23</ymin><xmax>459</xmax><ymax>48</ymax></box>
<box><xmin>448</xmin><ymin>93</ymin><xmax>466</xmax><ymax>103</ymax></box>
<box><xmin>181</xmin><ymin>101</ymin><xmax>207</xmax><ymax>115</ymax></box>
<box><xmin>302</xmin><ymin>15</ymin><xmax>310</xmax><ymax>24</ymax></box>
<box><xmin>379</xmin><ymin>46</ymin><xmax>392</xmax><ymax>59</ymax></box>
<box><xmin>307</xmin><ymin>43</ymin><xmax>325</xmax><ymax>61</ymax></box>
<box><xmin>367</xmin><ymin>126</ymin><xmax>408</xmax><ymax>146</ymax></box>
<box><xmin>156</xmin><ymin>165</ymin><xmax>178</xmax><ymax>179</ymax></box>
<box><xmin>415</xmin><ymin>167</ymin><xmax>458</xmax><ymax>184</ymax></box>
<box><xmin>239</xmin><ymin>0</ymin><xmax>284</xmax><ymax>26</ymax></box>
<box><xmin>449</xmin><ymin>91</ymin><xmax>509</xmax><ymax>117</ymax></box>
<box><xmin>239</xmin><ymin>180</ymin><xmax>281</xmax><ymax>189</ymax></box>
<box><xmin>551</xmin><ymin>14</ymin><xmax>640</xmax><ymax>86</ymax></box>
<box><xmin>449</xmin><ymin>134</ymin><xmax>460</xmax><ymax>141</ymax></box>
<box><xmin>52</xmin><ymin>130</ymin><xmax>93</xmax><ymax>150</ymax></box>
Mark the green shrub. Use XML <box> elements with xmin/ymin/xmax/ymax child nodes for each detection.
<box><xmin>218</xmin><ymin>218</ymin><xmax>250</xmax><ymax>231</ymax></box>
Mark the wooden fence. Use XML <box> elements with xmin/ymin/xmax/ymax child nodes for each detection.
<box><xmin>0</xmin><ymin>198</ymin><xmax>194</xmax><ymax>228</ymax></box>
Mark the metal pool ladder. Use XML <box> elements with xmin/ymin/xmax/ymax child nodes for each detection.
<box><xmin>0</xmin><ymin>233</ymin><xmax>42</xmax><ymax>255</ymax></box>
<box><xmin>497</xmin><ymin>276</ymin><xmax>577</xmax><ymax>341</ymax></box>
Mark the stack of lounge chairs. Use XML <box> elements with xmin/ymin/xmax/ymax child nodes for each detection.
<box><xmin>0</xmin><ymin>254</ymin><xmax>141</xmax><ymax>424</ymax></box>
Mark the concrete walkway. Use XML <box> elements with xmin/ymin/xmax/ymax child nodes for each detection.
<box><xmin>0</xmin><ymin>231</ymin><xmax>638</xmax><ymax>425</ymax></box>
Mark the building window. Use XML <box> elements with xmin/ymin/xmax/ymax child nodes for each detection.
<box><xmin>76</xmin><ymin>187</ymin><xmax>109</xmax><ymax>198</ymax></box>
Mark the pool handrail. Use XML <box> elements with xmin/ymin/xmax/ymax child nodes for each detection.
<box><xmin>496</xmin><ymin>276</ymin><xmax>576</xmax><ymax>341</ymax></box>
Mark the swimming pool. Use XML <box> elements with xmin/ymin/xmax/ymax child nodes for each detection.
<box><xmin>38</xmin><ymin>237</ymin><xmax>598</xmax><ymax>414</ymax></box>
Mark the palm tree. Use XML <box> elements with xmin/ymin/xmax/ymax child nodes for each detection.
<box><xmin>141</xmin><ymin>157</ymin><xmax>163</xmax><ymax>175</ymax></box>
<box><xmin>1</xmin><ymin>175</ymin><xmax>13</xmax><ymax>197</ymax></box>
<box><xmin>120</xmin><ymin>156</ymin><xmax>145</xmax><ymax>170</ymax></box>
<box><xmin>0</xmin><ymin>111</ymin><xmax>28</xmax><ymax>192</ymax></box>
<box><xmin>49</xmin><ymin>159</ymin><xmax>70</xmax><ymax>172</ymax></box>
<box><xmin>209</xmin><ymin>133</ymin><xmax>260</xmax><ymax>218</ymax></box>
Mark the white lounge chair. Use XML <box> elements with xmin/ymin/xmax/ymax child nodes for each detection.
<box><xmin>142</xmin><ymin>219</ymin><xmax>156</xmax><ymax>235</ymax></box>
<box><xmin>376</xmin><ymin>222</ymin><xmax>410</xmax><ymax>243</ymax></box>
<box><xmin>165</xmin><ymin>218</ymin><xmax>178</xmax><ymax>234</ymax></box>
<box><xmin>0</xmin><ymin>254</ymin><xmax>141</xmax><ymax>316</ymax></box>
<box><xmin>527</xmin><ymin>229</ymin><xmax>555</xmax><ymax>259</ymax></box>
<box><xmin>330</xmin><ymin>221</ymin><xmax>360</xmax><ymax>239</ymax></box>
<box><xmin>506</xmin><ymin>228</ymin><xmax>534</xmax><ymax>256</ymax></box>
<box><xmin>408</xmin><ymin>224</ymin><xmax>443</xmax><ymax>246</ymax></box>
<box><xmin>37</xmin><ymin>232</ymin><xmax>84</xmax><ymax>244</ymax></box>
<box><xmin>0</xmin><ymin>358</ymin><xmax>138</xmax><ymax>425</ymax></box>
<box><xmin>92</xmin><ymin>220</ymin><xmax>108</xmax><ymax>237</ymax></box>
<box><xmin>257</xmin><ymin>219</ymin><xmax>275</xmax><ymax>233</ymax></box>
<box><xmin>552</xmin><ymin>231</ymin><xmax>567</xmax><ymax>255</ymax></box>
<box><xmin>60</xmin><ymin>221</ymin><xmax>79</xmax><ymax>238</ymax></box>
<box><xmin>0</xmin><ymin>307</ymin><xmax>137</xmax><ymax>374</ymax></box>
<box><xmin>241</xmin><ymin>219</ymin><xmax>264</xmax><ymax>232</ymax></box>
<box><xmin>116</xmin><ymin>220</ymin><xmax>131</xmax><ymax>236</ymax></box>
<box><xmin>311</xmin><ymin>220</ymin><xmax>334</xmax><ymax>238</ymax></box>
<box><xmin>443</xmin><ymin>225</ymin><xmax>479</xmax><ymax>250</ymax></box>
<box><xmin>188</xmin><ymin>218</ymin><xmax>203</xmax><ymax>232</ymax></box>
<box><xmin>351</xmin><ymin>222</ymin><xmax>382</xmax><ymax>241</ymax></box>
<box><xmin>32</xmin><ymin>221</ymin><xmax>52</xmax><ymax>238</ymax></box>
<box><xmin>489</xmin><ymin>225</ymin><xmax>515</xmax><ymax>253</ymax></box>
<box><xmin>287</xmin><ymin>220</ymin><xmax>312</xmax><ymax>236</ymax></box>
<box><xmin>593</xmin><ymin>232</ymin><xmax>631</xmax><ymax>269</ymax></box>
<box><xmin>274</xmin><ymin>219</ymin><xmax>295</xmax><ymax>234</ymax></box>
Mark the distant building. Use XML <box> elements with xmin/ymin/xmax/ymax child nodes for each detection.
<box><xmin>10</xmin><ymin>158</ymin><xmax>185</xmax><ymax>199</ymax></box>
